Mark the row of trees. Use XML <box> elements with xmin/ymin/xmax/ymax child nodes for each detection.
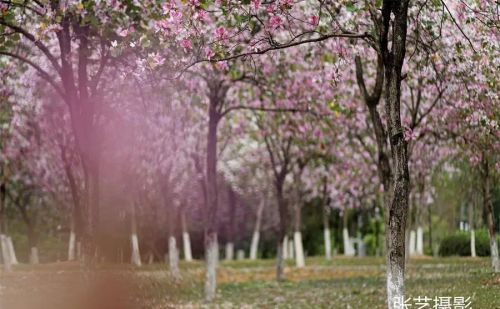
<box><xmin>0</xmin><ymin>1</ymin><xmax>498</xmax><ymax>308</ymax></box>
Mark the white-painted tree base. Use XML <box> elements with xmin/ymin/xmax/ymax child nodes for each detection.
<box><xmin>324</xmin><ymin>228</ymin><xmax>332</xmax><ymax>260</ymax></box>
<box><xmin>225</xmin><ymin>242</ymin><xmax>234</xmax><ymax>261</ymax></box>
<box><xmin>7</xmin><ymin>237</ymin><xmax>18</xmax><ymax>265</ymax></box>
<box><xmin>131</xmin><ymin>233</ymin><xmax>142</xmax><ymax>267</ymax></box>
<box><xmin>282</xmin><ymin>235</ymin><xmax>289</xmax><ymax>259</ymax></box>
<box><xmin>204</xmin><ymin>234</ymin><xmax>218</xmax><ymax>302</ymax></box>
<box><xmin>182</xmin><ymin>232</ymin><xmax>193</xmax><ymax>262</ymax></box>
<box><xmin>1</xmin><ymin>234</ymin><xmax>12</xmax><ymax>271</ymax></box>
<box><xmin>169</xmin><ymin>236</ymin><xmax>180</xmax><ymax>277</ymax></box>
<box><xmin>386</xmin><ymin>264</ymin><xmax>405</xmax><ymax>309</ymax></box>
<box><xmin>288</xmin><ymin>239</ymin><xmax>294</xmax><ymax>260</ymax></box>
<box><xmin>294</xmin><ymin>231</ymin><xmax>305</xmax><ymax>268</ymax></box>
<box><xmin>30</xmin><ymin>247</ymin><xmax>39</xmax><ymax>264</ymax></box>
<box><xmin>249</xmin><ymin>231</ymin><xmax>260</xmax><ymax>260</ymax></box>
<box><xmin>343</xmin><ymin>228</ymin><xmax>355</xmax><ymax>256</ymax></box>
<box><xmin>471</xmin><ymin>229</ymin><xmax>476</xmax><ymax>257</ymax></box>
<box><xmin>236</xmin><ymin>249</ymin><xmax>245</xmax><ymax>260</ymax></box>
<box><xmin>68</xmin><ymin>231</ymin><xmax>76</xmax><ymax>261</ymax></box>
<box><xmin>490</xmin><ymin>236</ymin><xmax>500</xmax><ymax>272</ymax></box>
<box><xmin>416</xmin><ymin>227</ymin><xmax>424</xmax><ymax>255</ymax></box>
<box><xmin>409</xmin><ymin>230</ymin><xmax>416</xmax><ymax>256</ymax></box>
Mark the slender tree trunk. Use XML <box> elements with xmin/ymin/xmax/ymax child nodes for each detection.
<box><xmin>204</xmin><ymin>87</ymin><xmax>223</xmax><ymax>301</ymax></box>
<box><xmin>181</xmin><ymin>210</ymin><xmax>193</xmax><ymax>262</ymax></box>
<box><xmin>482</xmin><ymin>158</ymin><xmax>499</xmax><ymax>272</ymax></box>
<box><xmin>276</xmin><ymin>237</ymin><xmax>285</xmax><ymax>281</ymax></box>
<box><xmin>409</xmin><ymin>230</ymin><xmax>416</xmax><ymax>256</ymax></box>
<box><xmin>293</xmin><ymin>203</ymin><xmax>305</xmax><ymax>268</ymax></box>
<box><xmin>276</xmin><ymin>183</ymin><xmax>288</xmax><ymax>281</ymax></box>
<box><xmin>225</xmin><ymin>187</ymin><xmax>237</xmax><ymax>261</ymax></box>
<box><xmin>0</xmin><ymin>184</ymin><xmax>11</xmax><ymax>271</ymax></box>
<box><xmin>204</xmin><ymin>232</ymin><xmax>218</xmax><ymax>301</ymax></box>
<box><xmin>68</xmin><ymin>219</ymin><xmax>76</xmax><ymax>261</ymax></box>
<box><xmin>428</xmin><ymin>201</ymin><xmax>433</xmax><ymax>255</ymax></box>
<box><xmin>28</xmin><ymin>225</ymin><xmax>39</xmax><ymax>264</ymax></box>
<box><xmin>7</xmin><ymin>237</ymin><xmax>18</xmax><ymax>265</ymax></box>
<box><xmin>469</xmin><ymin>201</ymin><xmax>476</xmax><ymax>257</ymax></box>
<box><xmin>343</xmin><ymin>210</ymin><xmax>354</xmax><ymax>256</ymax></box>
<box><xmin>250</xmin><ymin>200</ymin><xmax>265</xmax><ymax>260</ymax></box>
<box><xmin>63</xmin><ymin>157</ymin><xmax>82</xmax><ymax>262</ymax></box>
<box><xmin>166</xmin><ymin>197</ymin><xmax>180</xmax><ymax>276</ymax></box>
<box><xmin>168</xmin><ymin>236</ymin><xmax>180</xmax><ymax>277</ymax></box>
<box><xmin>30</xmin><ymin>247</ymin><xmax>39</xmax><ymax>265</ymax></box>
<box><xmin>130</xmin><ymin>202</ymin><xmax>141</xmax><ymax>267</ymax></box>
<box><xmin>283</xmin><ymin>235</ymin><xmax>289</xmax><ymax>260</ymax></box>
<box><xmin>380</xmin><ymin>1</ymin><xmax>411</xmax><ymax>307</ymax></box>
<box><xmin>1</xmin><ymin>234</ymin><xmax>11</xmax><ymax>271</ymax></box>
<box><xmin>82</xmin><ymin>166</ymin><xmax>100</xmax><ymax>266</ymax></box>
<box><xmin>416</xmin><ymin>226</ymin><xmax>423</xmax><ymax>256</ymax></box>
<box><xmin>322</xmin><ymin>181</ymin><xmax>332</xmax><ymax>260</ymax></box>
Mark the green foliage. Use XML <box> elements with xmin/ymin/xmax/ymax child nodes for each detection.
<box><xmin>438</xmin><ymin>229</ymin><xmax>497</xmax><ymax>257</ymax></box>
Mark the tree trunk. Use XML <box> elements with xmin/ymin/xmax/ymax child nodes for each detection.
<box><xmin>225</xmin><ymin>187</ymin><xmax>237</xmax><ymax>261</ymax></box>
<box><xmin>409</xmin><ymin>230</ymin><xmax>416</xmax><ymax>256</ymax></box>
<box><xmin>0</xmin><ymin>234</ymin><xmax>12</xmax><ymax>271</ymax></box>
<box><xmin>30</xmin><ymin>247</ymin><xmax>39</xmax><ymax>265</ymax></box>
<box><xmin>83</xmin><ymin>167</ymin><xmax>100</xmax><ymax>266</ymax></box>
<box><xmin>293</xmin><ymin>204</ymin><xmax>305</xmax><ymax>268</ymax></box>
<box><xmin>27</xmin><ymin>224</ymin><xmax>39</xmax><ymax>264</ymax></box>
<box><xmin>275</xmin><ymin>179</ymin><xmax>288</xmax><ymax>280</ymax></box>
<box><xmin>181</xmin><ymin>211</ymin><xmax>193</xmax><ymax>262</ymax></box>
<box><xmin>276</xmin><ymin>237</ymin><xmax>285</xmax><ymax>282</ymax></box>
<box><xmin>225</xmin><ymin>243</ymin><xmax>234</xmax><ymax>261</ymax></box>
<box><xmin>416</xmin><ymin>226</ymin><xmax>424</xmax><ymax>256</ymax></box>
<box><xmin>482</xmin><ymin>158</ymin><xmax>500</xmax><ymax>272</ymax></box>
<box><xmin>471</xmin><ymin>229</ymin><xmax>477</xmax><ymax>258</ymax></box>
<box><xmin>282</xmin><ymin>235</ymin><xmax>289</xmax><ymax>260</ymax></box>
<box><xmin>68</xmin><ymin>226</ymin><xmax>76</xmax><ymax>261</ymax></box>
<box><xmin>380</xmin><ymin>1</ymin><xmax>411</xmax><ymax>307</ymax></box>
<box><xmin>323</xmin><ymin>206</ymin><xmax>332</xmax><ymax>260</ymax></box>
<box><xmin>0</xmin><ymin>184</ymin><xmax>11</xmax><ymax>271</ymax></box>
<box><xmin>63</xmin><ymin>158</ymin><xmax>82</xmax><ymax>262</ymax></box>
<box><xmin>7</xmin><ymin>237</ymin><xmax>18</xmax><ymax>265</ymax></box>
<box><xmin>469</xmin><ymin>202</ymin><xmax>476</xmax><ymax>257</ymax></box>
<box><xmin>343</xmin><ymin>211</ymin><xmax>354</xmax><ymax>256</ymax></box>
<box><xmin>204</xmin><ymin>86</ymin><xmax>222</xmax><ymax>301</ymax></box>
<box><xmin>428</xmin><ymin>201</ymin><xmax>433</xmax><ymax>255</ymax></box>
<box><xmin>168</xmin><ymin>236</ymin><xmax>180</xmax><ymax>277</ymax></box>
<box><xmin>130</xmin><ymin>203</ymin><xmax>141</xmax><ymax>267</ymax></box>
<box><xmin>166</xmin><ymin>198</ymin><xmax>180</xmax><ymax>276</ymax></box>
<box><xmin>204</xmin><ymin>232</ymin><xmax>218</xmax><ymax>301</ymax></box>
<box><xmin>250</xmin><ymin>200</ymin><xmax>265</xmax><ymax>260</ymax></box>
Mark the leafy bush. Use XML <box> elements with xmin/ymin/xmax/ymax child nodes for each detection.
<box><xmin>438</xmin><ymin>229</ymin><xmax>498</xmax><ymax>257</ymax></box>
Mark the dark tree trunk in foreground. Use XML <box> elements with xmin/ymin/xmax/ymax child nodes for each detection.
<box><xmin>357</xmin><ymin>2</ymin><xmax>411</xmax><ymax>307</ymax></box>
<box><xmin>380</xmin><ymin>1</ymin><xmax>411</xmax><ymax>307</ymax></box>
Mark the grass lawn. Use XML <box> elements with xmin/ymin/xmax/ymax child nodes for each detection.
<box><xmin>1</xmin><ymin>256</ymin><xmax>499</xmax><ymax>308</ymax></box>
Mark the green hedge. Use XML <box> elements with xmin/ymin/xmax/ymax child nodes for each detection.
<box><xmin>438</xmin><ymin>229</ymin><xmax>498</xmax><ymax>257</ymax></box>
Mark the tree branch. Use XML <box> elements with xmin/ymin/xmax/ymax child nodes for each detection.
<box><xmin>0</xmin><ymin>51</ymin><xmax>65</xmax><ymax>98</ymax></box>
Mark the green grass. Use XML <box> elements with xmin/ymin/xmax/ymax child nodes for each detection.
<box><xmin>137</xmin><ymin>257</ymin><xmax>500</xmax><ymax>308</ymax></box>
<box><xmin>1</xmin><ymin>257</ymin><xmax>499</xmax><ymax>308</ymax></box>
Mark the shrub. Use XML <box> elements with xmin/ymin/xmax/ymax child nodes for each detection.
<box><xmin>438</xmin><ymin>229</ymin><xmax>498</xmax><ymax>257</ymax></box>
